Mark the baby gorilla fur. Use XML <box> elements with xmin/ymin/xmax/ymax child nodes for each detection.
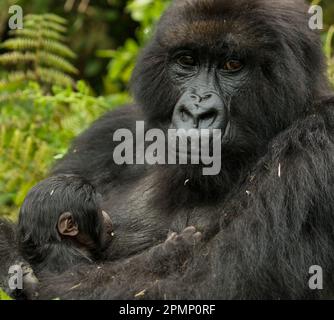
<box><xmin>0</xmin><ymin>175</ymin><xmax>202</xmax><ymax>298</ymax></box>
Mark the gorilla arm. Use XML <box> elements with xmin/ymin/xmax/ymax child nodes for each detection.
<box><xmin>36</xmin><ymin>227</ymin><xmax>202</xmax><ymax>300</ymax></box>
<box><xmin>34</xmin><ymin>107</ymin><xmax>334</xmax><ymax>300</ymax></box>
<box><xmin>51</xmin><ymin>105</ymin><xmax>146</xmax><ymax>189</ymax></box>
<box><xmin>150</xmin><ymin>106</ymin><xmax>334</xmax><ymax>299</ymax></box>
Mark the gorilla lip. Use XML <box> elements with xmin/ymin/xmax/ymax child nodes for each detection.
<box><xmin>113</xmin><ymin>121</ymin><xmax>223</xmax><ymax>176</ymax></box>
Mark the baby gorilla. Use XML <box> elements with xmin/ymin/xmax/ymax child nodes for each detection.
<box><xmin>18</xmin><ymin>175</ymin><xmax>202</xmax><ymax>281</ymax></box>
<box><xmin>18</xmin><ymin>175</ymin><xmax>114</xmax><ymax>274</ymax></box>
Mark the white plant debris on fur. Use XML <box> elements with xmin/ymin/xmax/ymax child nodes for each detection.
<box><xmin>69</xmin><ymin>283</ymin><xmax>81</xmax><ymax>291</ymax></box>
<box><xmin>134</xmin><ymin>289</ymin><xmax>146</xmax><ymax>298</ymax></box>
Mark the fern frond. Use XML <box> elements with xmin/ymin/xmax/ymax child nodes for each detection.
<box><xmin>24</xmin><ymin>19</ymin><xmax>67</xmax><ymax>34</ymax></box>
<box><xmin>25</xmin><ymin>14</ymin><xmax>67</xmax><ymax>26</ymax></box>
<box><xmin>0</xmin><ymin>52</ymin><xmax>35</xmax><ymax>64</ymax></box>
<box><xmin>43</xmin><ymin>14</ymin><xmax>68</xmax><ymax>25</ymax></box>
<box><xmin>38</xmin><ymin>51</ymin><xmax>78</xmax><ymax>74</ymax></box>
<box><xmin>0</xmin><ymin>71</ymin><xmax>36</xmax><ymax>84</ymax></box>
<box><xmin>9</xmin><ymin>29</ymin><xmax>66</xmax><ymax>42</ymax></box>
<box><xmin>1</xmin><ymin>38</ymin><xmax>76</xmax><ymax>59</ymax></box>
<box><xmin>0</xmin><ymin>13</ymin><xmax>77</xmax><ymax>90</ymax></box>
<box><xmin>1</xmin><ymin>38</ymin><xmax>40</xmax><ymax>51</ymax></box>
<box><xmin>41</xmin><ymin>40</ymin><xmax>76</xmax><ymax>59</ymax></box>
<box><xmin>0</xmin><ymin>71</ymin><xmax>36</xmax><ymax>91</ymax></box>
<box><xmin>36</xmin><ymin>67</ymin><xmax>74</xmax><ymax>87</ymax></box>
<box><xmin>42</xmin><ymin>21</ymin><xmax>68</xmax><ymax>34</ymax></box>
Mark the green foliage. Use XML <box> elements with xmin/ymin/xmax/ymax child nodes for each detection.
<box><xmin>325</xmin><ymin>26</ymin><xmax>334</xmax><ymax>83</ymax></box>
<box><xmin>102</xmin><ymin>0</ymin><xmax>171</xmax><ymax>93</ymax></box>
<box><xmin>0</xmin><ymin>14</ymin><xmax>77</xmax><ymax>93</ymax></box>
<box><xmin>0</xmin><ymin>0</ymin><xmax>333</xmax><ymax>221</ymax></box>
<box><xmin>0</xmin><ymin>288</ymin><xmax>12</xmax><ymax>300</ymax></box>
<box><xmin>127</xmin><ymin>0</ymin><xmax>171</xmax><ymax>42</ymax></box>
<box><xmin>99</xmin><ymin>38</ymin><xmax>139</xmax><ymax>94</ymax></box>
<box><xmin>0</xmin><ymin>81</ymin><xmax>128</xmax><ymax>218</ymax></box>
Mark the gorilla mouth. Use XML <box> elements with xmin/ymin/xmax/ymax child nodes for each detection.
<box><xmin>222</xmin><ymin>121</ymin><xmax>232</xmax><ymax>143</ymax></box>
<box><xmin>169</xmin><ymin>119</ymin><xmax>232</xmax><ymax>152</ymax></box>
<box><xmin>167</xmin><ymin>125</ymin><xmax>228</xmax><ymax>164</ymax></box>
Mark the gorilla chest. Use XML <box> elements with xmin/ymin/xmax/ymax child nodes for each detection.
<box><xmin>102</xmin><ymin>177</ymin><xmax>220</xmax><ymax>259</ymax></box>
<box><xmin>102</xmin><ymin>180</ymin><xmax>170</xmax><ymax>259</ymax></box>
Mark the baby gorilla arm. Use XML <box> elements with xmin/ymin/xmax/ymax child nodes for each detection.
<box><xmin>36</xmin><ymin>227</ymin><xmax>202</xmax><ymax>300</ymax></box>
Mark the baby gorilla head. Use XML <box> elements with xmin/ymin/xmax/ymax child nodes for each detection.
<box><xmin>18</xmin><ymin>175</ymin><xmax>113</xmax><ymax>274</ymax></box>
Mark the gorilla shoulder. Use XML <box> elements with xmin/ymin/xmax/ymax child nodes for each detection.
<box><xmin>52</xmin><ymin>105</ymin><xmax>146</xmax><ymax>188</ymax></box>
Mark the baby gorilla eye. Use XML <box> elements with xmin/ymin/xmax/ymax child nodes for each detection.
<box><xmin>223</xmin><ymin>60</ymin><xmax>243</xmax><ymax>72</ymax></box>
<box><xmin>177</xmin><ymin>55</ymin><xmax>197</xmax><ymax>68</ymax></box>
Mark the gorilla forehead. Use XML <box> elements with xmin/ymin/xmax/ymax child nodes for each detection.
<box><xmin>157</xmin><ymin>0</ymin><xmax>313</xmax><ymax>52</ymax></box>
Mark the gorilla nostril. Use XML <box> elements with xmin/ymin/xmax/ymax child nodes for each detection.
<box><xmin>203</xmin><ymin>94</ymin><xmax>212</xmax><ymax>101</ymax></box>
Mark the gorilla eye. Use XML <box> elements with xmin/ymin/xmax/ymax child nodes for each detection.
<box><xmin>223</xmin><ymin>60</ymin><xmax>243</xmax><ymax>72</ymax></box>
<box><xmin>176</xmin><ymin>55</ymin><xmax>196</xmax><ymax>68</ymax></box>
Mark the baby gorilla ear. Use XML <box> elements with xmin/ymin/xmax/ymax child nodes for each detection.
<box><xmin>57</xmin><ymin>212</ymin><xmax>79</xmax><ymax>237</ymax></box>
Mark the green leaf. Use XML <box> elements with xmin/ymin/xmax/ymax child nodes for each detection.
<box><xmin>0</xmin><ymin>289</ymin><xmax>12</xmax><ymax>301</ymax></box>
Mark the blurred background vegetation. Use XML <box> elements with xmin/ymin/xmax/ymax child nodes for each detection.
<box><xmin>0</xmin><ymin>0</ymin><xmax>333</xmax><ymax>219</ymax></box>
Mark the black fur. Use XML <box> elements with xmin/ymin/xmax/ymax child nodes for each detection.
<box><xmin>0</xmin><ymin>220</ymin><xmax>39</xmax><ymax>299</ymax></box>
<box><xmin>2</xmin><ymin>0</ymin><xmax>334</xmax><ymax>299</ymax></box>
<box><xmin>0</xmin><ymin>220</ymin><xmax>19</xmax><ymax>293</ymax></box>
<box><xmin>17</xmin><ymin>175</ymin><xmax>108</xmax><ymax>274</ymax></box>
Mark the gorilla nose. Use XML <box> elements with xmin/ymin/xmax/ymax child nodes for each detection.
<box><xmin>172</xmin><ymin>92</ymin><xmax>226</xmax><ymax>130</ymax></box>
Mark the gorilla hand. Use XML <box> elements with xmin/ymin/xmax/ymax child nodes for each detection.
<box><xmin>146</xmin><ymin>226</ymin><xmax>202</xmax><ymax>275</ymax></box>
<box><xmin>164</xmin><ymin>226</ymin><xmax>202</xmax><ymax>254</ymax></box>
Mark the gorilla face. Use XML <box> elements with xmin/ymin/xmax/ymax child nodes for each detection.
<box><xmin>131</xmin><ymin>0</ymin><xmax>326</xmax><ymax>160</ymax></box>
<box><xmin>169</xmin><ymin>49</ymin><xmax>245</xmax><ymax>139</ymax></box>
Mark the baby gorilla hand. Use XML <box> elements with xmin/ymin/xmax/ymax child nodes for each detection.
<box><xmin>164</xmin><ymin>226</ymin><xmax>202</xmax><ymax>254</ymax></box>
<box><xmin>147</xmin><ymin>226</ymin><xmax>202</xmax><ymax>275</ymax></box>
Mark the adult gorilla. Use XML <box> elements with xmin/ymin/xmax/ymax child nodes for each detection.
<box><xmin>3</xmin><ymin>0</ymin><xmax>334</xmax><ymax>299</ymax></box>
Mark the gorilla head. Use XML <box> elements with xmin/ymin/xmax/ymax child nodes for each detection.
<box><xmin>131</xmin><ymin>0</ymin><xmax>328</xmax><ymax>164</ymax></box>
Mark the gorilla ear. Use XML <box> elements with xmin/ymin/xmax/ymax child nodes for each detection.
<box><xmin>57</xmin><ymin>212</ymin><xmax>79</xmax><ymax>237</ymax></box>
